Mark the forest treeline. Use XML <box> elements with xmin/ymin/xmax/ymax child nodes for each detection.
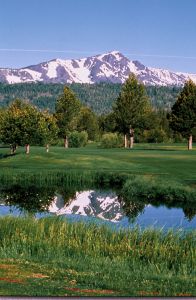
<box><xmin>0</xmin><ymin>82</ymin><xmax>181</xmax><ymax>114</ymax></box>
<box><xmin>0</xmin><ymin>74</ymin><xmax>195</xmax><ymax>152</ymax></box>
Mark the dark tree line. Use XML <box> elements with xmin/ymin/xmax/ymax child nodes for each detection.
<box><xmin>0</xmin><ymin>82</ymin><xmax>181</xmax><ymax>114</ymax></box>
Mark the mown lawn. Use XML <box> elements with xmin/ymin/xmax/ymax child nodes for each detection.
<box><xmin>0</xmin><ymin>143</ymin><xmax>196</xmax><ymax>187</ymax></box>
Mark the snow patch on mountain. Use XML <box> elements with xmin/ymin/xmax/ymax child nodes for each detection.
<box><xmin>1</xmin><ymin>51</ymin><xmax>196</xmax><ymax>86</ymax></box>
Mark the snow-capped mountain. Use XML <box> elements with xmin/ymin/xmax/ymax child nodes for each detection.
<box><xmin>1</xmin><ymin>51</ymin><xmax>196</xmax><ymax>86</ymax></box>
<box><xmin>49</xmin><ymin>190</ymin><xmax>124</xmax><ymax>222</ymax></box>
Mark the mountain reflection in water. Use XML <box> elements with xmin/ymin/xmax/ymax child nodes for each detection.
<box><xmin>0</xmin><ymin>184</ymin><xmax>196</xmax><ymax>230</ymax></box>
<box><xmin>49</xmin><ymin>191</ymin><xmax>123</xmax><ymax>222</ymax></box>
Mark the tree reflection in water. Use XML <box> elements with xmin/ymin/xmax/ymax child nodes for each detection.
<box><xmin>0</xmin><ymin>183</ymin><xmax>195</xmax><ymax>222</ymax></box>
<box><xmin>117</xmin><ymin>190</ymin><xmax>196</xmax><ymax>223</ymax></box>
<box><xmin>117</xmin><ymin>193</ymin><xmax>145</xmax><ymax>222</ymax></box>
<box><xmin>0</xmin><ymin>184</ymin><xmax>55</xmax><ymax>215</ymax></box>
<box><xmin>183</xmin><ymin>207</ymin><xmax>196</xmax><ymax>221</ymax></box>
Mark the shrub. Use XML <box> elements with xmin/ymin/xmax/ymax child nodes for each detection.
<box><xmin>99</xmin><ymin>133</ymin><xmax>122</xmax><ymax>148</ymax></box>
<box><xmin>172</xmin><ymin>132</ymin><xmax>186</xmax><ymax>142</ymax></box>
<box><xmin>142</xmin><ymin>129</ymin><xmax>168</xmax><ymax>143</ymax></box>
<box><xmin>68</xmin><ymin>131</ymin><xmax>88</xmax><ymax>148</ymax></box>
<box><xmin>121</xmin><ymin>176</ymin><xmax>196</xmax><ymax>204</ymax></box>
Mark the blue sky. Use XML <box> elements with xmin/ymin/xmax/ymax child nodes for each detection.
<box><xmin>0</xmin><ymin>0</ymin><xmax>196</xmax><ymax>73</ymax></box>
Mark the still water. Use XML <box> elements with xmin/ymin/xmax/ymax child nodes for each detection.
<box><xmin>0</xmin><ymin>185</ymin><xmax>196</xmax><ymax>230</ymax></box>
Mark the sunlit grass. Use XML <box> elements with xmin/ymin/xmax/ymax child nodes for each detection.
<box><xmin>0</xmin><ymin>143</ymin><xmax>196</xmax><ymax>186</ymax></box>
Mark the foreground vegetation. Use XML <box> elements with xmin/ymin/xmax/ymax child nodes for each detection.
<box><xmin>0</xmin><ymin>144</ymin><xmax>196</xmax><ymax>296</ymax></box>
<box><xmin>0</xmin><ymin>216</ymin><xmax>195</xmax><ymax>296</ymax></box>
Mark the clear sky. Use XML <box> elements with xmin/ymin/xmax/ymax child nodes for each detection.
<box><xmin>0</xmin><ymin>0</ymin><xmax>196</xmax><ymax>73</ymax></box>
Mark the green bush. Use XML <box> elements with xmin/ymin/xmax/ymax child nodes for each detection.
<box><xmin>68</xmin><ymin>131</ymin><xmax>88</xmax><ymax>148</ymax></box>
<box><xmin>172</xmin><ymin>132</ymin><xmax>186</xmax><ymax>142</ymax></box>
<box><xmin>99</xmin><ymin>133</ymin><xmax>122</xmax><ymax>148</ymax></box>
<box><xmin>121</xmin><ymin>176</ymin><xmax>196</xmax><ymax>204</ymax></box>
<box><xmin>146</xmin><ymin>128</ymin><xmax>168</xmax><ymax>143</ymax></box>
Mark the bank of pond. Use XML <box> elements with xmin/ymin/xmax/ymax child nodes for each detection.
<box><xmin>0</xmin><ymin>172</ymin><xmax>195</xmax><ymax>296</ymax></box>
<box><xmin>0</xmin><ymin>171</ymin><xmax>196</xmax><ymax>229</ymax></box>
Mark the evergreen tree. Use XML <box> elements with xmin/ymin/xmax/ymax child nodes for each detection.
<box><xmin>169</xmin><ymin>80</ymin><xmax>196</xmax><ymax>150</ymax></box>
<box><xmin>77</xmin><ymin>106</ymin><xmax>99</xmax><ymax>141</ymax></box>
<box><xmin>113</xmin><ymin>74</ymin><xmax>151</xmax><ymax>148</ymax></box>
<box><xmin>55</xmin><ymin>87</ymin><xmax>81</xmax><ymax>148</ymax></box>
<box><xmin>98</xmin><ymin>112</ymin><xmax>117</xmax><ymax>135</ymax></box>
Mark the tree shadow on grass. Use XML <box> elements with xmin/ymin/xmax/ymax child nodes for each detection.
<box><xmin>0</xmin><ymin>153</ymin><xmax>18</xmax><ymax>159</ymax></box>
<box><xmin>131</xmin><ymin>148</ymin><xmax>177</xmax><ymax>151</ymax></box>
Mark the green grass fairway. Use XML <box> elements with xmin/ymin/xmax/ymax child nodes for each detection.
<box><xmin>0</xmin><ymin>143</ymin><xmax>196</xmax><ymax>187</ymax></box>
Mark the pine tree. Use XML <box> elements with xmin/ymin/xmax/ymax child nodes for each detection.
<box><xmin>169</xmin><ymin>80</ymin><xmax>196</xmax><ymax>150</ymax></box>
<box><xmin>77</xmin><ymin>106</ymin><xmax>99</xmax><ymax>141</ymax></box>
<box><xmin>113</xmin><ymin>74</ymin><xmax>151</xmax><ymax>148</ymax></box>
<box><xmin>55</xmin><ymin>87</ymin><xmax>81</xmax><ymax>148</ymax></box>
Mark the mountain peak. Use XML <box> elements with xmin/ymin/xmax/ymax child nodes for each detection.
<box><xmin>106</xmin><ymin>50</ymin><xmax>124</xmax><ymax>57</ymax></box>
<box><xmin>96</xmin><ymin>50</ymin><xmax>125</xmax><ymax>61</ymax></box>
<box><xmin>0</xmin><ymin>51</ymin><xmax>196</xmax><ymax>86</ymax></box>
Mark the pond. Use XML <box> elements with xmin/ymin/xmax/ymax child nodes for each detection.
<box><xmin>0</xmin><ymin>183</ymin><xmax>196</xmax><ymax>230</ymax></box>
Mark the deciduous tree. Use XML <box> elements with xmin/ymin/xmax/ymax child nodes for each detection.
<box><xmin>0</xmin><ymin>99</ymin><xmax>56</xmax><ymax>154</ymax></box>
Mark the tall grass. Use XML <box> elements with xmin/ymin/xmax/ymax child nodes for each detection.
<box><xmin>0</xmin><ymin>170</ymin><xmax>129</xmax><ymax>189</ymax></box>
<box><xmin>0</xmin><ymin>216</ymin><xmax>195</xmax><ymax>275</ymax></box>
<box><xmin>0</xmin><ymin>170</ymin><xmax>94</xmax><ymax>187</ymax></box>
<box><xmin>0</xmin><ymin>217</ymin><xmax>195</xmax><ymax>296</ymax></box>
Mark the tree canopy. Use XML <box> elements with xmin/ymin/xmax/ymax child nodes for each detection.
<box><xmin>77</xmin><ymin>106</ymin><xmax>99</xmax><ymax>141</ymax></box>
<box><xmin>169</xmin><ymin>80</ymin><xmax>196</xmax><ymax>149</ymax></box>
<box><xmin>114</xmin><ymin>74</ymin><xmax>151</xmax><ymax>134</ymax></box>
<box><xmin>55</xmin><ymin>87</ymin><xmax>81</xmax><ymax>147</ymax></box>
<box><xmin>0</xmin><ymin>99</ymin><xmax>57</xmax><ymax>152</ymax></box>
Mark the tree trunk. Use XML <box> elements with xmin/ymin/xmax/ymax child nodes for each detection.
<box><xmin>124</xmin><ymin>134</ymin><xmax>127</xmax><ymax>148</ymax></box>
<box><xmin>130</xmin><ymin>136</ymin><xmax>134</xmax><ymax>149</ymax></box>
<box><xmin>129</xmin><ymin>127</ymin><xmax>134</xmax><ymax>149</ymax></box>
<box><xmin>10</xmin><ymin>144</ymin><xmax>17</xmax><ymax>155</ymax></box>
<box><xmin>46</xmin><ymin>144</ymin><xmax>49</xmax><ymax>152</ymax></box>
<box><xmin>10</xmin><ymin>147</ymin><xmax>13</xmax><ymax>155</ymax></box>
<box><xmin>10</xmin><ymin>145</ymin><xmax>14</xmax><ymax>155</ymax></box>
<box><xmin>64</xmin><ymin>136</ymin><xmax>68</xmax><ymax>148</ymax></box>
<box><xmin>188</xmin><ymin>135</ymin><xmax>192</xmax><ymax>150</ymax></box>
<box><xmin>13</xmin><ymin>144</ymin><xmax>17</xmax><ymax>154</ymax></box>
<box><xmin>25</xmin><ymin>144</ymin><xmax>30</xmax><ymax>154</ymax></box>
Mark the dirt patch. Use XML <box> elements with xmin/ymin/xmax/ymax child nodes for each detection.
<box><xmin>27</xmin><ymin>273</ymin><xmax>50</xmax><ymax>279</ymax></box>
<box><xmin>139</xmin><ymin>290</ymin><xmax>160</xmax><ymax>296</ymax></box>
<box><xmin>64</xmin><ymin>286</ymin><xmax>116</xmax><ymax>295</ymax></box>
<box><xmin>0</xmin><ymin>277</ymin><xmax>24</xmax><ymax>284</ymax></box>
<box><xmin>0</xmin><ymin>264</ymin><xmax>16</xmax><ymax>270</ymax></box>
